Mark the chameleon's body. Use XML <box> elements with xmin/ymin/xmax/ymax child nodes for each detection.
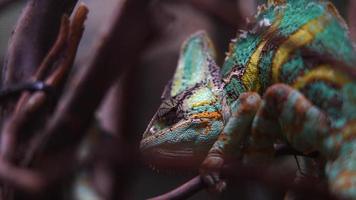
<box><xmin>141</xmin><ymin>0</ymin><xmax>356</xmax><ymax>198</ymax></box>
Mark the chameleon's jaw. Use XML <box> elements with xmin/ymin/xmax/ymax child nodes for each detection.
<box><xmin>140</xmin><ymin>118</ymin><xmax>224</xmax><ymax>169</ymax></box>
<box><xmin>140</xmin><ymin>120</ymin><xmax>198</xmax><ymax>156</ymax></box>
<box><xmin>140</xmin><ymin>143</ymin><xmax>206</xmax><ymax>169</ymax></box>
<box><xmin>140</xmin><ymin>118</ymin><xmax>191</xmax><ymax>151</ymax></box>
<box><xmin>140</xmin><ymin>126</ymin><xmax>203</xmax><ymax>169</ymax></box>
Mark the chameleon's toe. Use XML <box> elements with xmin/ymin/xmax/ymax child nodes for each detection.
<box><xmin>201</xmin><ymin>172</ymin><xmax>227</xmax><ymax>193</ymax></box>
<box><xmin>200</xmin><ymin>156</ymin><xmax>226</xmax><ymax>192</ymax></box>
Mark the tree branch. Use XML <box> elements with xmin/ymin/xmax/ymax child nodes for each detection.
<box><xmin>0</xmin><ymin>4</ymin><xmax>87</xmax><ymax>199</ymax></box>
<box><xmin>0</xmin><ymin>16</ymin><xmax>70</xmax><ymax>162</ymax></box>
<box><xmin>148</xmin><ymin>161</ymin><xmax>339</xmax><ymax>200</ymax></box>
<box><xmin>22</xmin><ymin>4</ymin><xmax>153</xmax><ymax>198</ymax></box>
<box><xmin>2</xmin><ymin>0</ymin><xmax>78</xmax><ymax>87</ymax></box>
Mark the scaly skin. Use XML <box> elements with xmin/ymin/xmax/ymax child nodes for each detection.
<box><xmin>140</xmin><ymin>0</ymin><xmax>356</xmax><ymax>198</ymax></box>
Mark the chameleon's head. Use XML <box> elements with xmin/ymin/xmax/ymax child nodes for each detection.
<box><xmin>140</xmin><ymin>31</ymin><xmax>226</xmax><ymax>168</ymax></box>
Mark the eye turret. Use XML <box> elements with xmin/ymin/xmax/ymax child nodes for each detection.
<box><xmin>157</xmin><ymin>98</ymin><xmax>184</xmax><ymax>127</ymax></box>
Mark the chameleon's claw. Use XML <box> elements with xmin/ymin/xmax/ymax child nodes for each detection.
<box><xmin>201</xmin><ymin>172</ymin><xmax>227</xmax><ymax>193</ymax></box>
<box><xmin>200</xmin><ymin>156</ymin><xmax>226</xmax><ymax>192</ymax></box>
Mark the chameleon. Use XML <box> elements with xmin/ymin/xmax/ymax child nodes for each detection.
<box><xmin>140</xmin><ymin>0</ymin><xmax>356</xmax><ymax>198</ymax></box>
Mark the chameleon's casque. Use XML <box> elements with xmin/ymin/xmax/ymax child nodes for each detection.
<box><xmin>141</xmin><ymin>0</ymin><xmax>356</xmax><ymax>198</ymax></box>
<box><xmin>140</xmin><ymin>33</ymin><xmax>226</xmax><ymax>166</ymax></box>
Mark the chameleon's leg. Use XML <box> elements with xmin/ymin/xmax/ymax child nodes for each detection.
<box><xmin>246</xmin><ymin>84</ymin><xmax>331</xmax><ymax>161</ymax></box>
<box><xmin>200</xmin><ymin>92</ymin><xmax>262</xmax><ymax>191</ymax></box>
<box><xmin>247</xmin><ymin>84</ymin><xmax>327</xmax><ymax>199</ymax></box>
<box><xmin>249</xmin><ymin>83</ymin><xmax>355</xmax><ymax>198</ymax></box>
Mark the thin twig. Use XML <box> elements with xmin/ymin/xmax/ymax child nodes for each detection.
<box><xmin>274</xmin><ymin>144</ymin><xmax>319</xmax><ymax>158</ymax></box>
<box><xmin>0</xmin><ymin>9</ymin><xmax>86</xmax><ymax>200</ymax></box>
<box><xmin>45</xmin><ymin>3</ymin><xmax>88</xmax><ymax>86</ymax></box>
<box><xmin>33</xmin><ymin>16</ymin><xmax>70</xmax><ymax>82</ymax></box>
<box><xmin>0</xmin><ymin>1</ymin><xmax>78</xmax><ymax>174</ymax></box>
<box><xmin>0</xmin><ymin>4</ymin><xmax>86</xmax><ymax>197</ymax></box>
<box><xmin>2</xmin><ymin>0</ymin><xmax>78</xmax><ymax>87</ymax></box>
<box><xmin>14</xmin><ymin>16</ymin><xmax>70</xmax><ymax>114</ymax></box>
<box><xmin>0</xmin><ymin>14</ymin><xmax>72</xmax><ymax>162</ymax></box>
<box><xmin>22</xmin><ymin>3</ymin><xmax>88</xmax><ymax>165</ymax></box>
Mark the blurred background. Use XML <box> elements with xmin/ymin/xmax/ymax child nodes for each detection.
<box><xmin>0</xmin><ymin>0</ymin><xmax>353</xmax><ymax>199</ymax></box>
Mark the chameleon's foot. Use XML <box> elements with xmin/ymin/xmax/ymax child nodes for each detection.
<box><xmin>200</xmin><ymin>155</ymin><xmax>226</xmax><ymax>192</ymax></box>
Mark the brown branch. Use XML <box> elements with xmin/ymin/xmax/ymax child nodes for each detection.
<box><xmin>0</xmin><ymin>7</ymin><xmax>85</xmax><ymax>162</ymax></box>
<box><xmin>2</xmin><ymin>0</ymin><xmax>78</xmax><ymax>87</ymax></box>
<box><xmin>0</xmin><ymin>145</ymin><xmax>94</xmax><ymax>195</ymax></box>
<box><xmin>45</xmin><ymin>3</ymin><xmax>88</xmax><ymax>86</ymax></box>
<box><xmin>0</xmin><ymin>16</ymin><xmax>70</xmax><ymax>161</ymax></box>
<box><xmin>19</xmin><ymin>1</ymin><xmax>153</xmax><ymax>198</ymax></box>
<box><xmin>23</xmin><ymin>4</ymin><xmax>88</xmax><ymax>164</ymax></box>
<box><xmin>20</xmin><ymin>5</ymin><xmax>152</xmax><ymax>200</ymax></box>
<box><xmin>33</xmin><ymin>16</ymin><xmax>70</xmax><ymax>82</ymax></box>
<box><xmin>0</xmin><ymin>4</ymin><xmax>86</xmax><ymax>198</ymax></box>
<box><xmin>148</xmin><ymin>162</ymin><xmax>339</xmax><ymax>200</ymax></box>
<box><xmin>14</xmin><ymin>16</ymin><xmax>70</xmax><ymax>113</ymax></box>
<box><xmin>0</xmin><ymin>2</ymin><xmax>79</xmax><ymax>181</ymax></box>
<box><xmin>0</xmin><ymin>159</ymin><xmax>45</xmax><ymax>194</ymax></box>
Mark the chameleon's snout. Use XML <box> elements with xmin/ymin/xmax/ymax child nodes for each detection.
<box><xmin>140</xmin><ymin>111</ymin><xmax>225</xmax><ymax>168</ymax></box>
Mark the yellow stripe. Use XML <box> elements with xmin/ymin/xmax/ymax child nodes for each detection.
<box><xmin>192</xmin><ymin>100</ymin><xmax>215</xmax><ymax>107</ymax></box>
<box><xmin>242</xmin><ymin>12</ymin><xmax>283</xmax><ymax>92</ymax></box>
<box><xmin>242</xmin><ymin>40</ymin><xmax>267</xmax><ymax>92</ymax></box>
<box><xmin>292</xmin><ymin>65</ymin><xmax>351</xmax><ymax>89</ymax></box>
<box><xmin>272</xmin><ymin>14</ymin><xmax>330</xmax><ymax>83</ymax></box>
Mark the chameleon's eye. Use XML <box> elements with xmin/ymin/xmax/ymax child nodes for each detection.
<box><xmin>149</xmin><ymin>126</ymin><xmax>158</xmax><ymax>134</ymax></box>
<box><xmin>163</xmin><ymin>109</ymin><xmax>180</xmax><ymax>126</ymax></box>
<box><xmin>155</xmin><ymin>97</ymin><xmax>185</xmax><ymax>127</ymax></box>
<box><xmin>157</xmin><ymin>98</ymin><xmax>178</xmax><ymax>118</ymax></box>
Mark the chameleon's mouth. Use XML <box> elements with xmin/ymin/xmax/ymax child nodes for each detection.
<box><xmin>140</xmin><ymin>117</ymin><xmax>222</xmax><ymax>169</ymax></box>
<box><xmin>140</xmin><ymin>144</ymin><xmax>206</xmax><ymax>170</ymax></box>
<box><xmin>140</xmin><ymin>120</ymin><xmax>208</xmax><ymax>169</ymax></box>
<box><xmin>140</xmin><ymin>118</ymin><xmax>194</xmax><ymax>151</ymax></box>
